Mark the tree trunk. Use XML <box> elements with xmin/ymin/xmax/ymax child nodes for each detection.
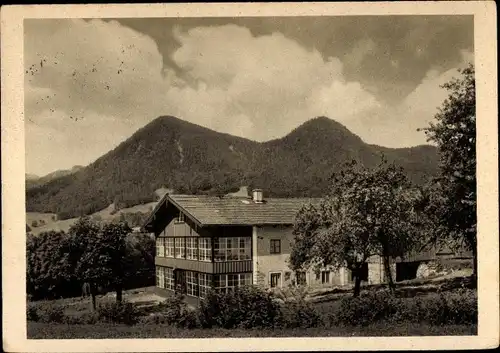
<box><xmin>383</xmin><ymin>256</ymin><xmax>395</xmax><ymax>292</ymax></box>
<box><xmin>472</xmin><ymin>241</ymin><xmax>478</xmax><ymax>280</ymax></box>
<box><xmin>90</xmin><ymin>283</ymin><xmax>97</xmax><ymax>311</ymax></box>
<box><xmin>116</xmin><ymin>283</ymin><xmax>123</xmax><ymax>303</ymax></box>
<box><xmin>353</xmin><ymin>268</ymin><xmax>362</xmax><ymax>297</ymax></box>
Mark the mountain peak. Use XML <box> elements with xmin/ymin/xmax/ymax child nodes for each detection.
<box><xmin>26</xmin><ymin>115</ymin><xmax>438</xmax><ymax>219</ymax></box>
<box><xmin>296</xmin><ymin>116</ymin><xmax>354</xmax><ymax>133</ymax></box>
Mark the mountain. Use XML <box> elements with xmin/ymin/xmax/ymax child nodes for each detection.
<box><xmin>26</xmin><ymin>173</ymin><xmax>39</xmax><ymax>181</ymax></box>
<box><xmin>26</xmin><ymin>116</ymin><xmax>439</xmax><ymax>219</ymax></box>
<box><xmin>26</xmin><ymin>165</ymin><xmax>84</xmax><ymax>188</ymax></box>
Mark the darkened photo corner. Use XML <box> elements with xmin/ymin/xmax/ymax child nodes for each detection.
<box><xmin>25</xmin><ymin>15</ymin><xmax>477</xmax><ymax>339</ymax></box>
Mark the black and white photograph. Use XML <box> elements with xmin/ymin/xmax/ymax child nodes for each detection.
<box><xmin>1</xmin><ymin>2</ymin><xmax>498</xmax><ymax>351</ymax></box>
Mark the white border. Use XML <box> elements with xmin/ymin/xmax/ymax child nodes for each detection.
<box><xmin>1</xmin><ymin>2</ymin><xmax>498</xmax><ymax>352</ymax></box>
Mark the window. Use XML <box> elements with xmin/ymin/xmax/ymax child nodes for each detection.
<box><xmin>199</xmin><ymin>238</ymin><xmax>212</xmax><ymax>262</ymax></box>
<box><xmin>214</xmin><ymin>237</ymin><xmax>251</xmax><ymax>261</ymax></box>
<box><xmin>186</xmin><ymin>238</ymin><xmax>198</xmax><ymax>260</ymax></box>
<box><xmin>214</xmin><ymin>238</ymin><xmax>226</xmax><ymax>262</ymax></box>
<box><xmin>177</xmin><ymin>212</ymin><xmax>185</xmax><ymax>223</ymax></box>
<box><xmin>156</xmin><ymin>266</ymin><xmax>165</xmax><ymax>288</ymax></box>
<box><xmin>164</xmin><ymin>267</ymin><xmax>174</xmax><ymax>290</ymax></box>
<box><xmin>240</xmin><ymin>273</ymin><xmax>252</xmax><ymax>286</ymax></box>
<box><xmin>157</xmin><ymin>266</ymin><xmax>174</xmax><ymax>290</ymax></box>
<box><xmin>239</xmin><ymin>237</ymin><xmax>251</xmax><ymax>260</ymax></box>
<box><xmin>228</xmin><ymin>274</ymin><xmax>239</xmax><ymax>291</ymax></box>
<box><xmin>165</xmin><ymin>238</ymin><xmax>174</xmax><ymax>258</ymax></box>
<box><xmin>270</xmin><ymin>272</ymin><xmax>281</xmax><ymax>288</ymax></box>
<box><xmin>321</xmin><ymin>271</ymin><xmax>330</xmax><ymax>284</ymax></box>
<box><xmin>214</xmin><ymin>273</ymin><xmax>251</xmax><ymax>293</ymax></box>
<box><xmin>270</xmin><ymin>239</ymin><xmax>281</xmax><ymax>254</ymax></box>
<box><xmin>198</xmin><ymin>273</ymin><xmax>212</xmax><ymax>298</ymax></box>
<box><xmin>175</xmin><ymin>237</ymin><xmax>185</xmax><ymax>258</ymax></box>
<box><xmin>156</xmin><ymin>237</ymin><xmax>165</xmax><ymax>257</ymax></box>
<box><xmin>186</xmin><ymin>271</ymin><xmax>198</xmax><ymax>297</ymax></box>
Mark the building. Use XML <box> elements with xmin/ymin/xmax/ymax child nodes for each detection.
<box><xmin>143</xmin><ymin>189</ymin><xmax>472</xmax><ymax>300</ymax></box>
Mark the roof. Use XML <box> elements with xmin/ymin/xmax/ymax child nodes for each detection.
<box><xmin>144</xmin><ymin>194</ymin><xmax>321</xmax><ymax>229</ymax></box>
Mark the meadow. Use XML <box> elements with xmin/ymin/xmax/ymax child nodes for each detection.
<box><xmin>27</xmin><ymin>274</ymin><xmax>477</xmax><ymax>339</ymax></box>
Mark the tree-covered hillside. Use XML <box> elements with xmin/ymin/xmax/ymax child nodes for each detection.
<box><xmin>26</xmin><ymin>116</ymin><xmax>439</xmax><ymax>219</ymax></box>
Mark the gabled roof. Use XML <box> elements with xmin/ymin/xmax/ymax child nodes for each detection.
<box><xmin>143</xmin><ymin>193</ymin><xmax>321</xmax><ymax>229</ymax></box>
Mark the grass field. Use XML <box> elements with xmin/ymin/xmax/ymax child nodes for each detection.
<box><xmin>27</xmin><ymin>274</ymin><xmax>477</xmax><ymax>339</ymax></box>
<box><xmin>27</xmin><ymin>321</ymin><xmax>477</xmax><ymax>339</ymax></box>
<box><xmin>27</xmin><ymin>201</ymin><xmax>157</xmax><ymax>235</ymax></box>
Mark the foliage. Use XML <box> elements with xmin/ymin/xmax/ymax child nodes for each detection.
<box><xmin>71</xmin><ymin>218</ymin><xmax>139</xmax><ymax>304</ymax></box>
<box><xmin>97</xmin><ymin>301</ymin><xmax>140</xmax><ymax>325</ymax></box>
<box><xmin>278</xmin><ymin>299</ymin><xmax>321</xmax><ymax>328</ymax></box>
<box><xmin>26</xmin><ymin>116</ymin><xmax>438</xmax><ymax>220</ymax></box>
<box><xmin>198</xmin><ymin>286</ymin><xmax>281</xmax><ymax>329</ymax></box>
<box><xmin>291</xmin><ymin>158</ymin><xmax>425</xmax><ymax>296</ymax></box>
<box><xmin>153</xmin><ymin>292</ymin><xmax>198</xmax><ymax>328</ymax></box>
<box><xmin>26</xmin><ymin>231</ymin><xmax>81</xmax><ymax>300</ymax></box>
<box><xmin>27</xmin><ymin>303</ymin><xmax>39</xmax><ymax>322</ymax></box>
<box><xmin>329</xmin><ymin>288</ymin><xmax>477</xmax><ymax>327</ymax></box>
<box><xmin>36</xmin><ymin>304</ymin><xmax>66</xmax><ymax>323</ymax></box>
<box><xmin>119</xmin><ymin>211</ymin><xmax>149</xmax><ymax>227</ymax></box>
<box><xmin>26</xmin><ymin>220</ymin><xmax>155</xmax><ymax>301</ymax></box>
<box><xmin>63</xmin><ymin>312</ymin><xmax>99</xmax><ymax>325</ymax></box>
<box><xmin>332</xmin><ymin>290</ymin><xmax>398</xmax><ymax>326</ymax></box>
<box><xmin>421</xmin><ymin>63</ymin><xmax>477</xmax><ymax>274</ymax></box>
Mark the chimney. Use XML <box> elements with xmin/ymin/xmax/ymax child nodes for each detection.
<box><xmin>252</xmin><ymin>189</ymin><xmax>264</xmax><ymax>203</ymax></box>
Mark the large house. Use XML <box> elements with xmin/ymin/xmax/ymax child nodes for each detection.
<box><xmin>143</xmin><ymin>189</ymin><xmax>472</xmax><ymax>300</ymax></box>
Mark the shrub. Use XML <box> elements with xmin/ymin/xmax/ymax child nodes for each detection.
<box><xmin>273</xmin><ymin>287</ymin><xmax>321</xmax><ymax>328</ymax></box>
<box><xmin>328</xmin><ymin>288</ymin><xmax>478</xmax><ymax>327</ymax></box>
<box><xmin>279</xmin><ymin>299</ymin><xmax>321</xmax><ymax>328</ymax></box>
<box><xmin>414</xmin><ymin>289</ymin><xmax>477</xmax><ymax>325</ymax></box>
<box><xmin>37</xmin><ymin>304</ymin><xmax>65</xmax><ymax>323</ymax></box>
<box><xmin>64</xmin><ymin>312</ymin><xmax>99</xmax><ymax>325</ymax></box>
<box><xmin>198</xmin><ymin>286</ymin><xmax>281</xmax><ymax>329</ymax></box>
<box><xmin>332</xmin><ymin>290</ymin><xmax>398</xmax><ymax>326</ymax></box>
<box><xmin>97</xmin><ymin>301</ymin><xmax>140</xmax><ymax>325</ymax></box>
<box><xmin>156</xmin><ymin>292</ymin><xmax>197</xmax><ymax>328</ymax></box>
<box><xmin>27</xmin><ymin>304</ymin><xmax>39</xmax><ymax>322</ymax></box>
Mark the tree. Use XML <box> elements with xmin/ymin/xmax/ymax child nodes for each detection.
<box><xmin>71</xmin><ymin>218</ymin><xmax>131</xmax><ymax>309</ymax></box>
<box><xmin>421</xmin><ymin>63</ymin><xmax>477</xmax><ymax>276</ymax></box>
<box><xmin>26</xmin><ymin>231</ymin><xmax>76</xmax><ymax>300</ymax></box>
<box><xmin>290</xmin><ymin>159</ymin><xmax>423</xmax><ymax>296</ymax></box>
<box><xmin>69</xmin><ymin>217</ymin><xmax>102</xmax><ymax>310</ymax></box>
<box><xmin>99</xmin><ymin>222</ymin><xmax>132</xmax><ymax>302</ymax></box>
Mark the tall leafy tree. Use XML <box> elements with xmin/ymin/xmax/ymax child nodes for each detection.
<box><xmin>421</xmin><ymin>63</ymin><xmax>477</xmax><ymax>276</ymax></box>
<box><xmin>72</xmin><ymin>218</ymin><xmax>132</xmax><ymax>309</ymax></box>
<box><xmin>26</xmin><ymin>231</ymin><xmax>76</xmax><ymax>300</ymax></box>
<box><xmin>69</xmin><ymin>217</ymin><xmax>103</xmax><ymax>310</ymax></box>
<box><xmin>291</xmin><ymin>159</ymin><xmax>423</xmax><ymax>296</ymax></box>
<box><xmin>99</xmin><ymin>222</ymin><xmax>132</xmax><ymax>303</ymax></box>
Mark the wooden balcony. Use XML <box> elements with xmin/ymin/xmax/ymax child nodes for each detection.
<box><xmin>155</xmin><ymin>256</ymin><xmax>252</xmax><ymax>274</ymax></box>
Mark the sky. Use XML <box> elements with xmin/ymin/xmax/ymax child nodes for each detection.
<box><xmin>24</xmin><ymin>16</ymin><xmax>474</xmax><ymax>176</ymax></box>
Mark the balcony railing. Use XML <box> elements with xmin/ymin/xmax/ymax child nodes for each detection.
<box><xmin>155</xmin><ymin>256</ymin><xmax>252</xmax><ymax>274</ymax></box>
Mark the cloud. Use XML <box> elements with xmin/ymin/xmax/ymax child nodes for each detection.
<box><xmin>25</xmin><ymin>20</ymin><xmax>383</xmax><ymax>174</ymax></box>
<box><xmin>24</xmin><ymin>19</ymin><xmax>472</xmax><ymax>175</ymax></box>
<box><xmin>167</xmin><ymin>25</ymin><xmax>380</xmax><ymax>141</ymax></box>
<box><xmin>344</xmin><ymin>38</ymin><xmax>377</xmax><ymax>67</ymax></box>
<box><xmin>343</xmin><ymin>50</ymin><xmax>475</xmax><ymax>148</ymax></box>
